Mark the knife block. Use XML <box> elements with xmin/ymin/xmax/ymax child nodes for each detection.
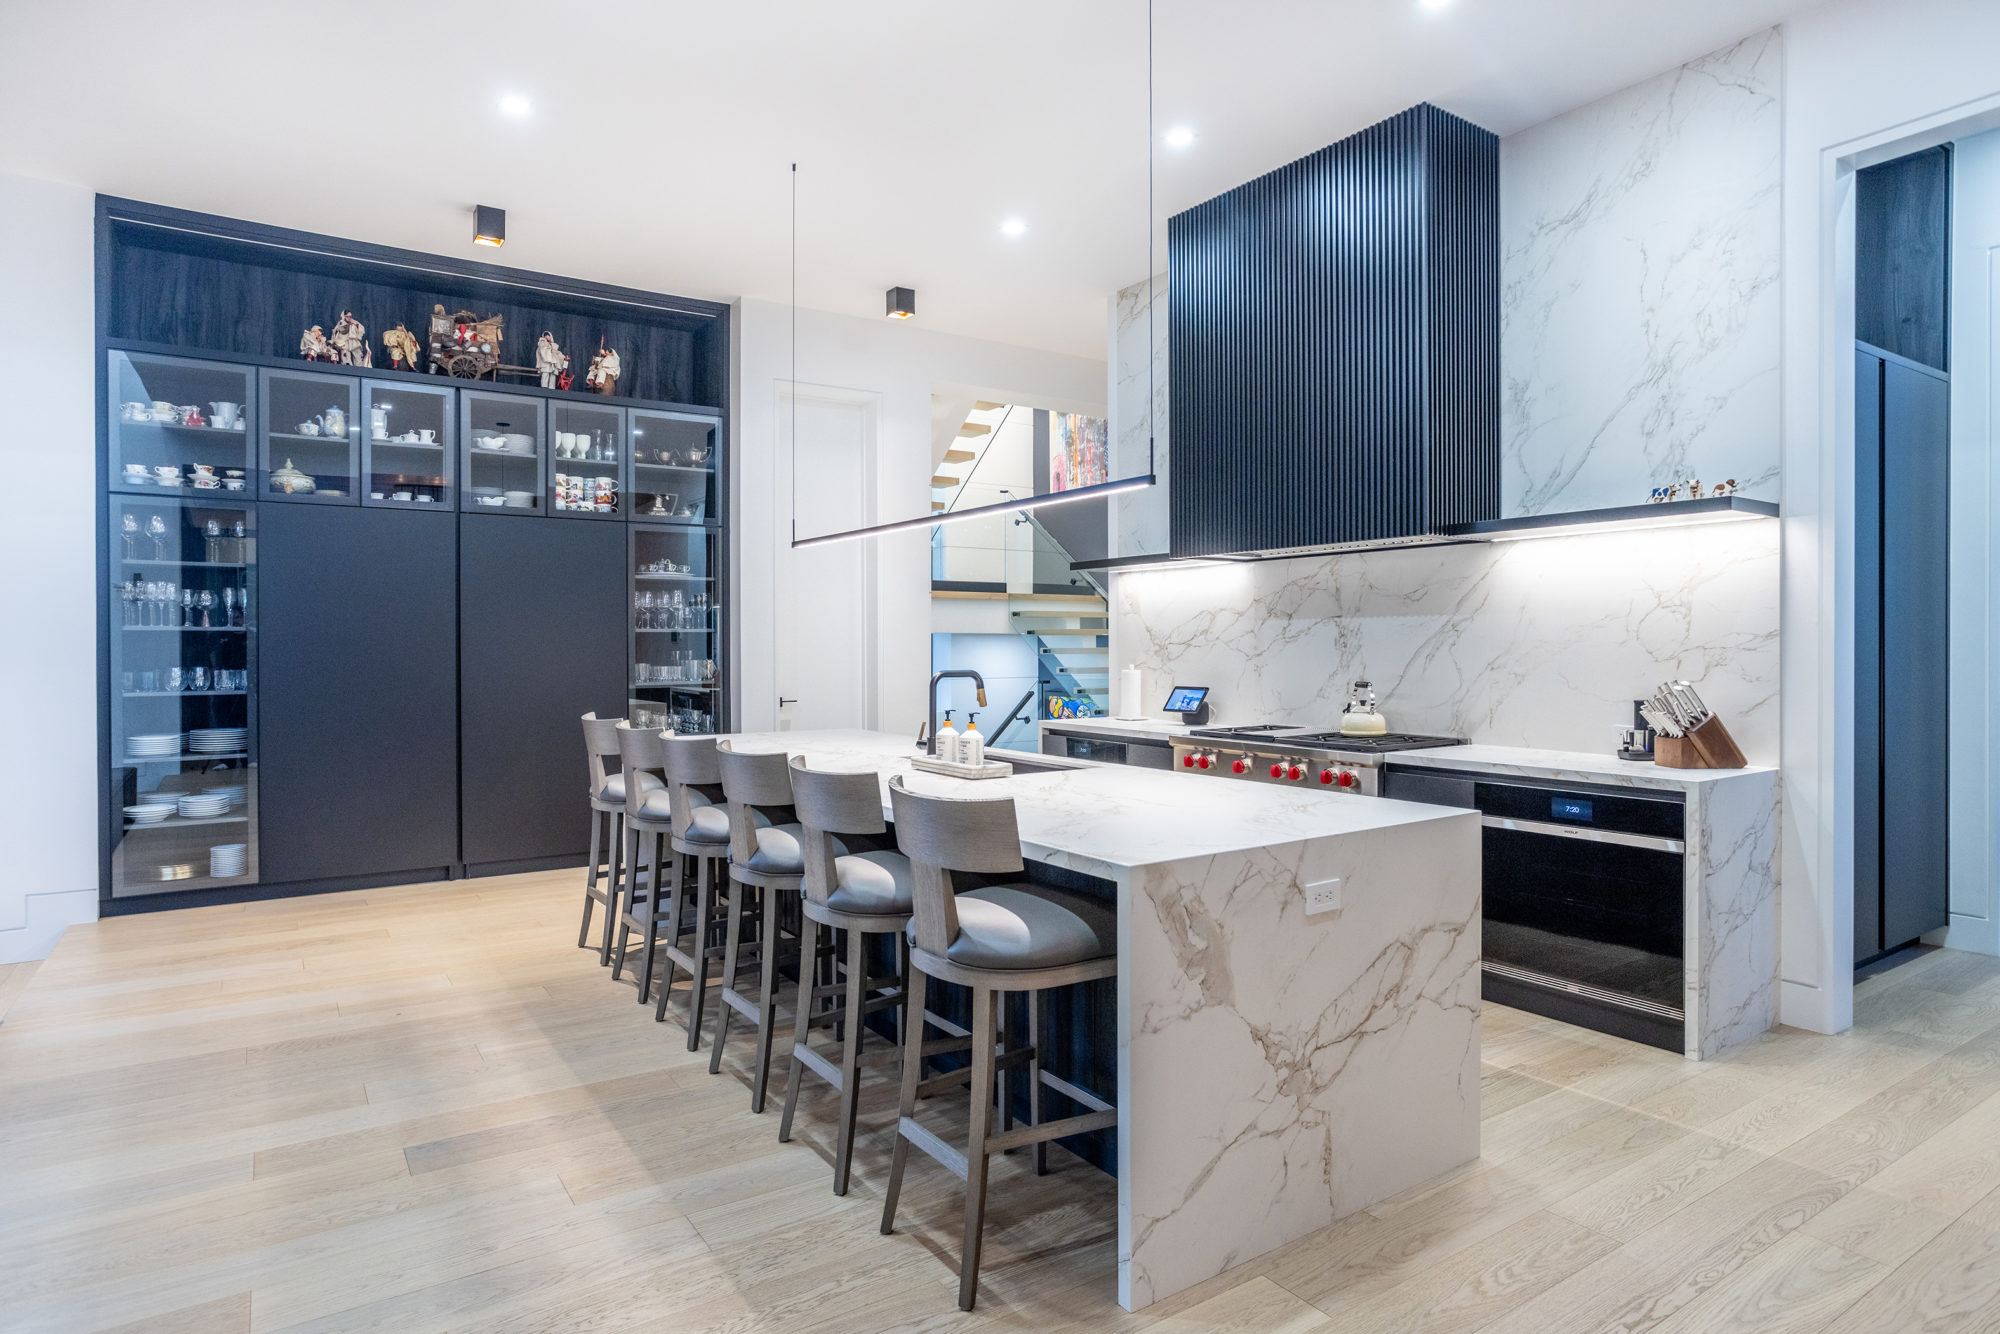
<box><xmin>1655</xmin><ymin>715</ymin><xmax>1748</xmax><ymax>770</ymax></box>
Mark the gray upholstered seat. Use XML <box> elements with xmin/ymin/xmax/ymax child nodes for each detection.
<box><xmin>911</xmin><ymin>884</ymin><xmax>1116</xmax><ymax>971</ymax></box>
<box><xmin>597</xmin><ymin>770</ymin><xmax>663</xmax><ymax>805</ymax></box>
<box><xmin>748</xmin><ymin>823</ymin><xmax>805</xmax><ymax>874</ymax></box>
<box><xmin>634</xmin><ymin>789</ymin><xmax>728</xmax><ymax>846</ymax></box>
<box><xmin>825</xmin><ymin>849</ymin><xmax>915</xmax><ymax>916</ymax></box>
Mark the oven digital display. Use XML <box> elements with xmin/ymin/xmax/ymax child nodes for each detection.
<box><xmin>1550</xmin><ymin>796</ymin><xmax>1594</xmax><ymax>823</ymax></box>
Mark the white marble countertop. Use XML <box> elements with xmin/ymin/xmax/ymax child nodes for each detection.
<box><xmin>1386</xmin><ymin>743</ymin><xmax>1776</xmax><ymax>789</ymax></box>
<box><xmin>723</xmin><ymin>729</ymin><xmax>1470</xmax><ymax>877</ymax></box>
<box><xmin>1038</xmin><ymin>716</ymin><xmax>1192</xmax><ymax>743</ymax></box>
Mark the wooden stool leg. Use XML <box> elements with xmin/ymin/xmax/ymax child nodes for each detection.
<box><xmin>599</xmin><ymin>811</ymin><xmax>624</xmax><ymax>966</ymax></box>
<box><xmin>960</xmin><ymin>985</ymin><xmax>996</xmax><ymax>1311</ymax></box>
<box><xmin>634</xmin><ymin>832</ymin><xmax>663</xmax><ymax>1003</ymax></box>
<box><xmin>677</xmin><ymin>856</ymin><xmax>715</xmax><ymax>1043</ymax></box>
<box><xmin>996</xmin><ymin>991</ymin><xmax>1012</xmax><ymax>1136</ymax></box>
<box><xmin>1028</xmin><ymin>988</ymin><xmax>1046</xmax><ymax>1175</ymax></box>
<box><xmin>611</xmin><ymin>818</ymin><xmax>641</xmax><ymax>981</ymax></box>
<box><xmin>833</xmin><ymin>923</ymin><xmax>868</xmax><ymax>1195</ymax></box>
<box><xmin>579</xmin><ymin>807</ymin><xmax>602</xmax><ymax>949</ymax></box>
<box><xmin>880</xmin><ymin>967</ymin><xmax>928</xmax><ymax>1236</ymax></box>
<box><xmin>646</xmin><ymin>846</ymin><xmax>684</xmax><ymax>1008</ymax></box>
<box><xmin>751</xmin><ymin>889</ymin><xmax>787</xmax><ymax>1113</ymax></box>
<box><xmin>709</xmin><ymin>880</ymin><xmax>749</xmax><ymax>1073</ymax></box>
<box><xmin>778</xmin><ymin>918</ymin><xmax>821</xmax><ymax>1143</ymax></box>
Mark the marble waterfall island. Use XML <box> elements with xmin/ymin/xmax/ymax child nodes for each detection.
<box><xmin>720</xmin><ymin>730</ymin><xmax>1483</xmax><ymax>1310</ymax></box>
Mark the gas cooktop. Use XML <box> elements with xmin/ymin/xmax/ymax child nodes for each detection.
<box><xmin>1185</xmin><ymin>725</ymin><xmax>1462</xmax><ymax>753</ymax></box>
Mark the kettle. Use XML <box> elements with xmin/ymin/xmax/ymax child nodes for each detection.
<box><xmin>1338</xmin><ymin>679</ymin><xmax>1388</xmax><ymax>736</ymax></box>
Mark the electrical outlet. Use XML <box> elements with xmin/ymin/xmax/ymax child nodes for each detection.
<box><xmin>1305</xmin><ymin>877</ymin><xmax>1342</xmax><ymax>916</ymax></box>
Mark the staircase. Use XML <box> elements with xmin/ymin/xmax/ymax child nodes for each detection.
<box><xmin>1009</xmin><ymin>592</ymin><xmax>1110</xmax><ymax>710</ymax></box>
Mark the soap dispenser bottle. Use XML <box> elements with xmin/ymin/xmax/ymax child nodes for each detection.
<box><xmin>962</xmin><ymin>713</ymin><xmax>984</xmax><ymax>767</ymax></box>
<box><xmin>937</xmin><ymin>710</ymin><xmax>960</xmax><ymax>763</ymax></box>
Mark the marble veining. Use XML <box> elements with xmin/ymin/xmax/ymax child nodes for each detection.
<box><xmin>1110</xmin><ymin>273</ymin><xmax>1170</xmax><ymax>557</ymax></box>
<box><xmin>1686</xmin><ymin>773</ymin><xmax>1780</xmax><ymax>1058</ymax></box>
<box><xmin>1113</xmin><ymin>519</ymin><xmax>1780</xmax><ymax>763</ymax></box>
<box><xmin>1501</xmin><ymin>31</ymin><xmax>1781</xmax><ymax>516</ymax></box>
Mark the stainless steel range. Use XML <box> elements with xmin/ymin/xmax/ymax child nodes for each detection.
<box><xmin>1170</xmin><ymin>724</ymin><xmax>1463</xmax><ymax>796</ymax></box>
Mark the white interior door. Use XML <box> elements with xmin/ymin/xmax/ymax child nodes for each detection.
<box><xmin>774</xmin><ymin>385</ymin><xmax>876</xmax><ymax>731</ymax></box>
<box><xmin>1948</xmin><ymin>129</ymin><xmax>2000</xmax><ymax>952</ymax></box>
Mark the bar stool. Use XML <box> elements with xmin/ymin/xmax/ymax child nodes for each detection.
<box><xmin>609</xmin><ymin>723</ymin><xmax>673</xmax><ymax>1002</ymax></box>
<box><xmin>777</xmin><ymin>756</ymin><xmax>917</xmax><ymax>1195</ymax></box>
<box><xmin>653</xmin><ymin>733</ymin><xmax>735</xmax><ymax>1048</ymax></box>
<box><xmin>709</xmin><ymin>741</ymin><xmax>807</xmax><ymax>1113</ymax></box>
<box><xmin>879</xmin><ymin>775</ymin><xmax>1118</xmax><ymax>1312</ymax></box>
<box><xmin>578</xmin><ymin>712</ymin><xmax>651</xmax><ymax>965</ymax></box>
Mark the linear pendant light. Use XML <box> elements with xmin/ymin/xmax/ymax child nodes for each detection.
<box><xmin>789</xmin><ymin>1</ymin><xmax>1159</xmax><ymax>550</ymax></box>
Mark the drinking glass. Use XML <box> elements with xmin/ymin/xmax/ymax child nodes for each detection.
<box><xmin>181</xmin><ymin>587</ymin><xmax>194</xmax><ymax>628</ymax></box>
<box><xmin>190</xmin><ymin>666</ymin><xmax>209</xmax><ymax>691</ymax></box>
<box><xmin>198</xmin><ymin>590</ymin><xmax>214</xmax><ymax>628</ymax></box>
<box><xmin>122</xmin><ymin>513</ymin><xmax>139</xmax><ymax>559</ymax></box>
<box><xmin>146</xmin><ymin>515</ymin><xmax>169</xmax><ymax>560</ymax></box>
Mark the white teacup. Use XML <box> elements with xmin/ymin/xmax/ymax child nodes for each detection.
<box><xmin>418</xmin><ymin>428</ymin><xmax>436</xmax><ymax>444</ymax></box>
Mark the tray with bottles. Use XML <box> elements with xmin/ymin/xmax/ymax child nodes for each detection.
<box><xmin>108</xmin><ymin>496</ymin><xmax>258</xmax><ymax>896</ymax></box>
<box><xmin>109</xmin><ymin>351</ymin><xmax>256</xmax><ymax>495</ymax></box>
<box><xmin>629</xmin><ymin>523</ymin><xmax>720</xmax><ymax>731</ymax></box>
<box><xmin>628</xmin><ymin>409</ymin><xmax>719</xmax><ymax>525</ymax></box>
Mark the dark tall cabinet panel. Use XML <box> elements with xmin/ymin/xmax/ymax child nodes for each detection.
<box><xmin>460</xmin><ymin>514</ymin><xmax>627</xmax><ymax>870</ymax></box>
<box><xmin>257</xmin><ymin>504</ymin><xmax>459</xmax><ymax>883</ymax></box>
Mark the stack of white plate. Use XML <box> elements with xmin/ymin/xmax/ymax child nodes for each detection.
<box><xmin>502</xmin><ymin>490</ymin><xmax>535</xmax><ymax>508</ymax></box>
<box><xmin>129</xmin><ymin>733</ymin><xmax>182</xmax><ymax>758</ymax></box>
<box><xmin>123</xmin><ymin>803</ymin><xmax>174</xmax><ymax>825</ymax></box>
<box><xmin>208</xmin><ymin>843</ymin><xmax>247</xmax><ymax>878</ymax></box>
<box><xmin>189</xmin><ymin>727</ymin><xmax>247</xmax><ymax>754</ymax></box>
<box><xmin>210</xmin><ymin>784</ymin><xmax>247</xmax><ymax>808</ymax></box>
<box><xmin>177</xmin><ymin>792</ymin><xmax>230</xmax><ymax>819</ymax></box>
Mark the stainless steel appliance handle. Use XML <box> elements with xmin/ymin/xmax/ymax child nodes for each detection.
<box><xmin>1480</xmin><ymin>815</ymin><xmax>1685</xmax><ymax>855</ymax></box>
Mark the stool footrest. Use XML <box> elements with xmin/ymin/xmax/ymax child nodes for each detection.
<box><xmin>984</xmin><ymin>1109</ymin><xmax>1118</xmax><ymax>1155</ymax></box>
<box><xmin>895</xmin><ymin>1116</ymin><xmax>969</xmax><ymax>1182</ymax></box>
<box><xmin>719</xmin><ymin>986</ymin><xmax>760</xmax><ymax>1022</ymax></box>
<box><xmin>1037</xmin><ymin>1070</ymin><xmax>1113</xmax><ymax>1116</ymax></box>
<box><xmin>792</xmin><ymin>1044</ymin><xmax>844</xmax><ymax>1090</ymax></box>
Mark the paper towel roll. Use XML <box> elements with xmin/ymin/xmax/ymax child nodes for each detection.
<box><xmin>1118</xmin><ymin>666</ymin><xmax>1144</xmax><ymax>720</ymax></box>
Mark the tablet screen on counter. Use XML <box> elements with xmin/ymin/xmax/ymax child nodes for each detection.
<box><xmin>1163</xmin><ymin>685</ymin><xmax>1209</xmax><ymax>713</ymax></box>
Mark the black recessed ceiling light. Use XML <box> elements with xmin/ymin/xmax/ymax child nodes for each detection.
<box><xmin>474</xmin><ymin>204</ymin><xmax>506</xmax><ymax>248</ymax></box>
<box><xmin>886</xmin><ymin>286</ymin><xmax>916</xmax><ymax>320</ymax></box>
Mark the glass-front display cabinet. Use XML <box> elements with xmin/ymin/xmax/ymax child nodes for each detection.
<box><xmin>628</xmin><ymin>523</ymin><xmax>721</xmax><ymax>733</ymax></box>
<box><xmin>108</xmin><ymin>352</ymin><xmax>255</xmax><ymax>495</ymax></box>
<box><xmin>260</xmin><ymin>368</ymin><xmax>359</xmax><ymax>503</ymax></box>
<box><xmin>461</xmin><ymin>390</ymin><xmax>544</xmax><ymax>513</ymax></box>
<box><xmin>550</xmin><ymin>400</ymin><xmax>624</xmax><ymax>519</ymax></box>
<box><xmin>629</xmin><ymin>409</ymin><xmax>719</xmax><ymax>523</ymax></box>
<box><xmin>108</xmin><ymin>496</ymin><xmax>258</xmax><ymax>896</ymax></box>
<box><xmin>362</xmin><ymin>380</ymin><xmax>454</xmax><ymax>508</ymax></box>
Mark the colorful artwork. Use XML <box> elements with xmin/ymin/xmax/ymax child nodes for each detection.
<box><xmin>1049</xmin><ymin>412</ymin><xmax>1108</xmax><ymax>492</ymax></box>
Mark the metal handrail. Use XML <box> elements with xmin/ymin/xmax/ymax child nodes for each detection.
<box><xmin>989</xmin><ymin>687</ymin><xmax>1039</xmax><ymax>751</ymax></box>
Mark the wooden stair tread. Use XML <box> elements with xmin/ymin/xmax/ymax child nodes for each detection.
<box><xmin>942</xmin><ymin>449</ymin><xmax>976</xmax><ymax>463</ymax></box>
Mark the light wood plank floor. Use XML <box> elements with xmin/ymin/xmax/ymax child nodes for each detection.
<box><xmin>6</xmin><ymin>872</ymin><xmax>2000</xmax><ymax>1332</ymax></box>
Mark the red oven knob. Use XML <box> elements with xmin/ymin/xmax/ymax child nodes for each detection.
<box><xmin>1287</xmin><ymin>764</ymin><xmax>1304</xmax><ymax>781</ymax></box>
<box><xmin>1197</xmin><ymin>753</ymin><xmax>1212</xmax><ymax>769</ymax></box>
<box><xmin>1337</xmin><ymin>769</ymin><xmax>1358</xmax><ymax>789</ymax></box>
<box><xmin>1232</xmin><ymin>759</ymin><xmax>1248</xmax><ymax>774</ymax></box>
<box><xmin>1183</xmin><ymin>754</ymin><xmax>1196</xmax><ymax>768</ymax></box>
<box><xmin>1319</xmin><ymin>769</ymin><xmax>1335</xmax><ymax>784</ymax></box>
<box><xmin>1270</xmin><ymin>763</ymin><xmax>1285</xmax><ymax>778</ymax></box>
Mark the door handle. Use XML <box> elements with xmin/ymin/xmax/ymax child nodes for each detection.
<box><xmin>778</xmin><ymin>697</ymin><xmax>799</xmax><ymax>707</ymax></box>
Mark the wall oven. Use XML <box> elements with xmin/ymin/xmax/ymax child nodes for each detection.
<box><xmin>1384</xmin><ymin>766</ymin><xmax>1688</xmax><ymax>1053</ymax></box>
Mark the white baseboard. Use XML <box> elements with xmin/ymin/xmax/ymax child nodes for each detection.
<box><xmin>0</xmin><ymin>888</ymin><xmax>97</xmax><ymax>964</ymax></box>
<box><xmin>1780</xmin><ymin>976</ymin><xmax>1848</xmax><ymax>1035</ymax></box>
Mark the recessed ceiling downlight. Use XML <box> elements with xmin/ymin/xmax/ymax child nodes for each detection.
<box><xmin>1000</xmin><ymin>218</ymin><xmax>1027</xmax><ymax>238</ymax></box>
<box><xmin>1164</xmin><ymin>126</ymin><xmax>1197</xmax><ymax>150</ymax></box>
<box><xmin>498</xmin><ymin>93</ymin><xmax>532</xmax><ymax>118</ymax></box>
<box><xmin>1418</xmin><ymin>0</ymin><xmax>1452</xmax><ymax>10</ymax></box>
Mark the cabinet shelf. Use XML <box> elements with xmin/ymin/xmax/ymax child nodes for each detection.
<box><xmin>123</xmin><ymin>690</ymin><xmax>247</xmax><ymax>698</ymax></box>
<box><xmin>634</xmin><ymin>627</ymin><xmax>716</xmax><ymax>635</ymax></box>
<box><xmin>634</xmin><ymin>573</ymin><xmax>712</xmax><ymax>582</ymax></box>
<box><xmin>118</xmin><ymin>421</ymin><xmax>247</xmax><ymax>435</ymax></box>
<box><xmin>124</xmin><ymin>814</ymin><xmax>249</xmax><ymax>830</ymax></box>
<box><xmin>269</xmin><ymin>431</ymin><xmax>355</xmax><ymax>444</ymax></box>
<box><xmin>122</xmin><ymin>559</ymin><xmax>248</xmax><ymax>568</ymax></box>
<box><xmin>631</xmin><ymin>682</ymin><xmax>719</xmax><ymax>692</ymax></box>
<box><xmin>120</xmin><ymin>752</ymin><xmax>249</xmax><ymax>764</ymax></box>
<box><xmin>633</xmin><ymin>462</ymin><xmax>715</xmax><ymax>475</ymax></box>
<box><xmin>369</xmin><ymin>440</ymin><xmax>445</xmax><ymax>450</ymax></box>
<box><xmin>122</xmin><ymin>625</ymin><xmax>246</xmax><ymax>632</ymax></box>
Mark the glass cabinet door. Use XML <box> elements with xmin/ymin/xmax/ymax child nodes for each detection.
<box><xmin>108</xmin><ymin>351</ymin><xmax>254</xmax><ymax>495</ymax></box>
<box><xmin>628</xmin><ymin>524</ymin><xmax>721</xmax><ymax>733</ymax></box>
<box><xmin>260</xmin><ymin>368</ymin><xmax>359</xmax><ymax>503</ymax></box>
<box><xmin>629</xmin><ymin>410</ymin><xmax>719</xmax><ymax>524</ymax></box>
<box><xmin>108</xmin><ymin>496</ymin><xmax>257</xmax><ymax>896</ymax></box>
<box><xmin>362</xmin><ymin>380</ymin><xmax>454</xmax><ymax>508</ymax></box>
<box><xmin>549</xmin><ymin>401</ymin><xmax>624</xmax><ymax>520</ymax></box>
<box><xmin>461</xmin><ymin>391</ymin><xmax>545</xmax><ymax>513</ymax></box>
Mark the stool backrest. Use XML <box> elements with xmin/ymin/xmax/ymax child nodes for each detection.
<box><xmin>581</xmin><ymin>712</ymin><xmax>624</xmax><ymax>794</ymax></box>
<box><xmin>789</xmin><ymin>757</ymin><xmax>886</xmax><ymax>905</ymax></box>
<box><xmin>888</xmin><ymin>774</ymin><xmax>1024</xmax><ymax>955</ymax></box>
<box><xmin>615</xmin><ymin>722</ymin><xmax>666</xmax><ymax>794</ymax></box>
<box><xmin>662</xmin><ymin>733</ymin><xmax>725</xmax><ymax>842</ymax></box>
<box><xmin>717</xmin><ymin>740</ymin><xmax>797</xmax><ymax>866</ymax></box>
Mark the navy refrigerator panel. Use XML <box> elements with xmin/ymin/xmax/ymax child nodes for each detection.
<box><xmin>256</xmin><ymin>503</ymin><xmax>460</xmax><ymax>883</ymax></box>
<box><xmin>459</xmin><ymin>513</ymin><xmax>628</xmax><ymax>869</ymax></box>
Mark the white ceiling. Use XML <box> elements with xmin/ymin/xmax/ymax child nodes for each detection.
<box><xmin>1</xmin><ymin>0</ymin><xmax>1824</xmax><ymax>359</ymax></box>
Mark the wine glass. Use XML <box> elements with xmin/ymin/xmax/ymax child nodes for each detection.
<box><xmin>121</xmin><ymin>513</ymin><xmax>139</xmax><ymax>559</ymax></box>
<box><xmin>146</xmin><ymin>515</ymin><xmax>169</xmax><ymax>560</ymax></box>
<box><xmin>180</xmin><ymin>587</ymin><xmax>193</xmax><ymax>628</ymax></box>
<box><xmin>223</xmin><ymin>587</ymin><xmax>236</xmax><ymax>628</ymax></box>
<box><xmin>198</xmin><ymin>590</ymin><xmax>215</xmax><ymax>628</ymax></box>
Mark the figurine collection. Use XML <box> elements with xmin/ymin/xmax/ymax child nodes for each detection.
<box><xmin>295</xmin><ymin>309</ymin><xmax>619</xmax><ymax>396</ymax></box>
<box><xmin>1649</xmin><ymin>477</ymin><xmax>1739</xmax><ymax>504</ymax></box>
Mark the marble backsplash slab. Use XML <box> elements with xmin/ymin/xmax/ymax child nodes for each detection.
<box><xmin>1112</xmin><ymin>518</ymin><xmax>1778</xmax><ymax>763</ymax></box>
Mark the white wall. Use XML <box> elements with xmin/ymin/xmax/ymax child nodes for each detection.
<box><xmin>732</xmin><ymin>299</ymin><xmax>1104</xmax><ymax>739</ymax></box>
<box><xmin>930</xmin><ymin>633</ymin><xmax>1040</xmax><ymax>737</ymax></box>
<box><xmin>0</xmin><ymin>171</ymin><xmax>99</xmax><ymax>962</ymax></box>
<box><xmin>1776</xmin><ymin>0</ymin><xmax>2000</xmax><ymax>1034</ymax></box>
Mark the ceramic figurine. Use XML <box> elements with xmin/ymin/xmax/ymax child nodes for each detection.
<box><xmin>585</xmin><ymin>339</ymin><xmax>621</xmax><ymax>396</ymax></box>
<box><xmin>299</xmin><ymin>324</ymin><xmax>332</xmax><ymax>362</ymax></box>
<box><xmin>381</xmin><ymin>323</ymin><xmax>420</xmax><ymax>371</ymax></box>
<box><xmin>535</xmin><ymin>332</ymin><xmax>569</xmax><ymax>389</ymax></box>
<box><xmin>330</xmin><ymin>311</ymin><xmax>371</xmax><ymax>367</ymax></box>
<box><xmin>1711</xmin><ymin>477</ymin><xmax>1739</xmax><ymax>496</ymax></box>
<box><xmin>1684</xmin><ymin>477</ymin><xmax>1703</xmax><ymax>500</ymax></box>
